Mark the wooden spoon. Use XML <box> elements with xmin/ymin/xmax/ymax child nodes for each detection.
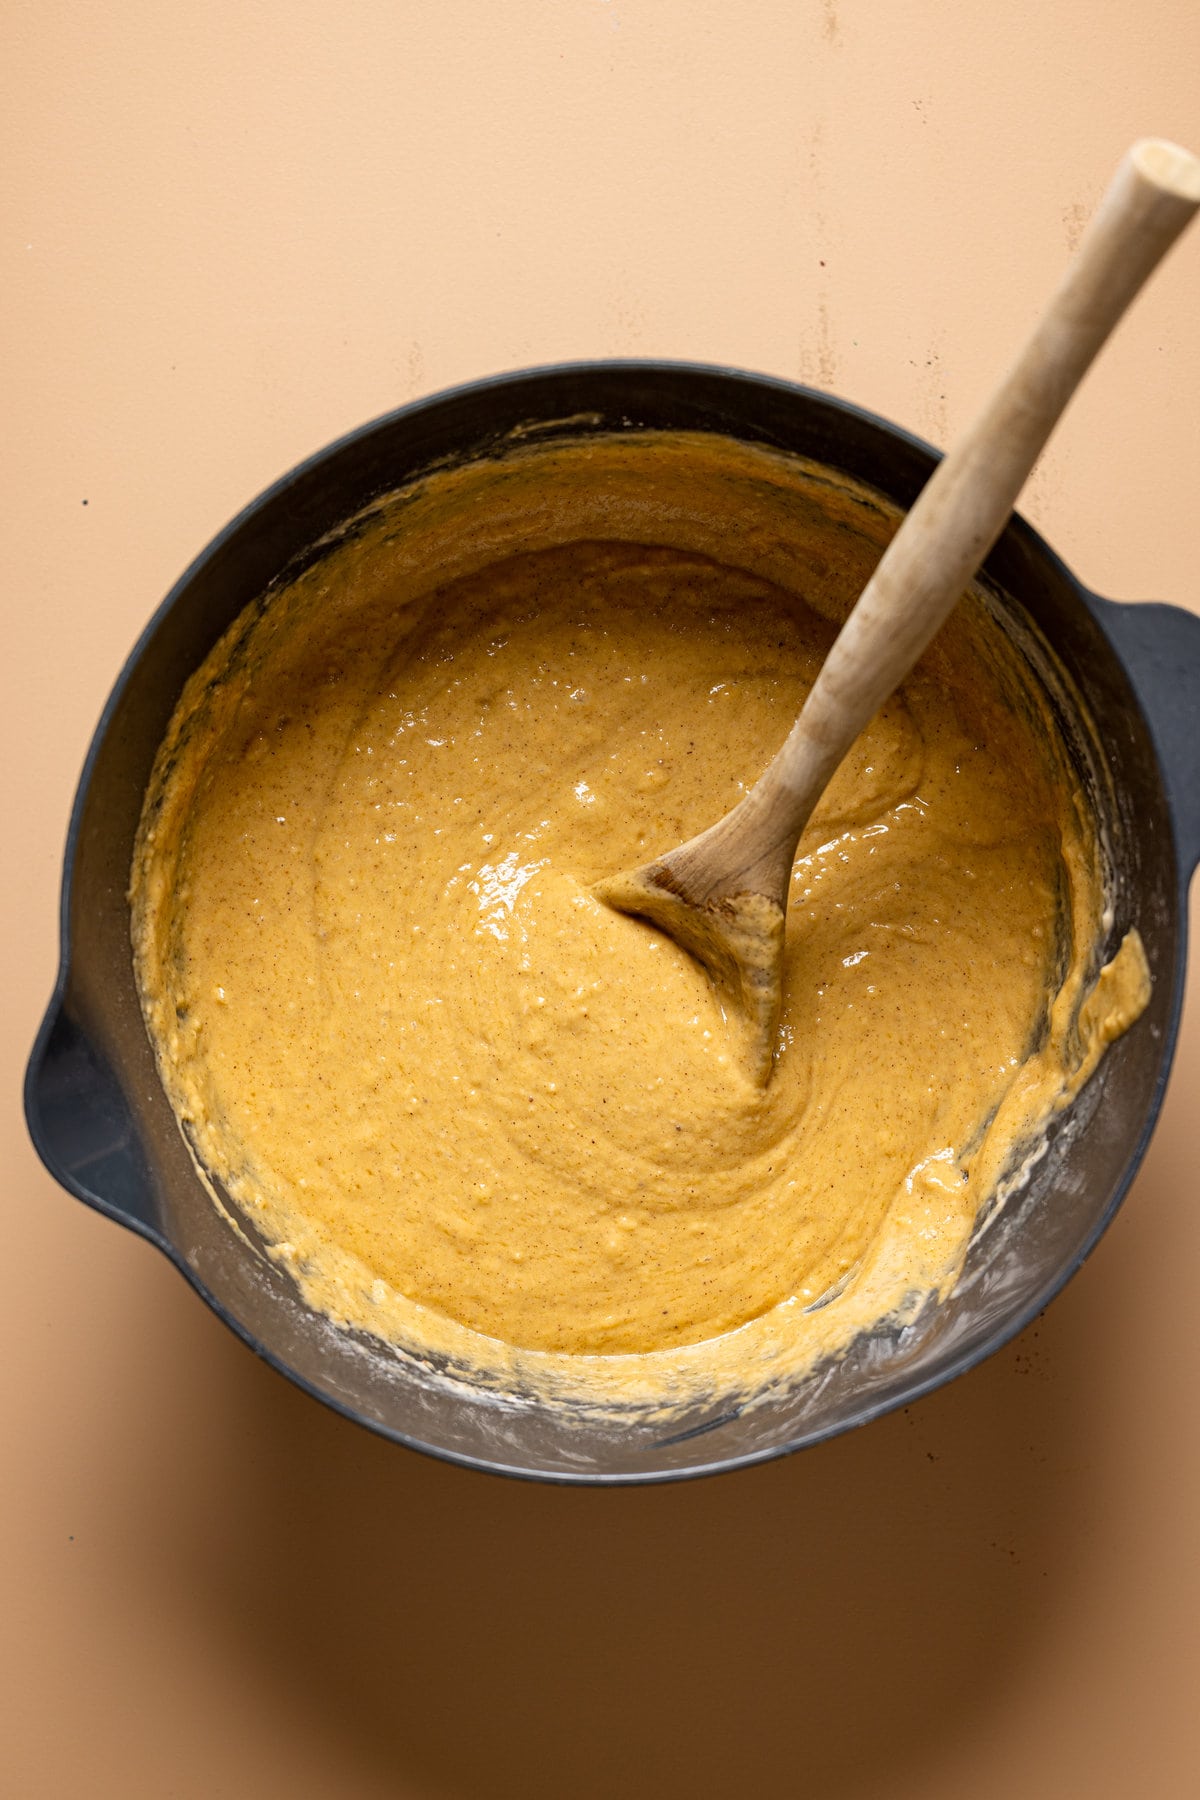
<box><xmin>595</xmin><ymin>138</ymin><xmax>1200</xmax><ymax>1083</ymax></box>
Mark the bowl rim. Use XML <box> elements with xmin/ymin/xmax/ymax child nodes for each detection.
<box><xmin>25</xmin><ymin>356</ymin><xmax>1192</xmax><ymax>1483</ymax></box>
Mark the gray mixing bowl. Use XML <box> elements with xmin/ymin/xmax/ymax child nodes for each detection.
<box><xmin>24</xmin><ymin>362</ymin><xmax>1200</xmax><ymax>1482</ymax></box>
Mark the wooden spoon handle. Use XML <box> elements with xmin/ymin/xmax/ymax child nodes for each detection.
<box><xmin>756</xmin><ymin>138</ymin><xmax>1200</xmax><ymax>839</ymax></box>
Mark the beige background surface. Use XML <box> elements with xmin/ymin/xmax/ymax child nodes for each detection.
<box><xmin>4</xmin><ymin>5</ymin><xmax>1199</xmax><ymax>1796</ymax></box>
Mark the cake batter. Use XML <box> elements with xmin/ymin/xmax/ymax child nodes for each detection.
<box><xmin>130</xmin><ymin>433</ymin><xmax>1149</xmax><ymax>1411</ymax></box>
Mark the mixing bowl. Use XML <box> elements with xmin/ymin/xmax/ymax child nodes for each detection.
<box><xmin>24</xmin><ymin>362</ymin><xmax>1200</xmax><ymax>1482</ymax></box>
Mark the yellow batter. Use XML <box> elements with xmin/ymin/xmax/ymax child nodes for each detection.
<box><xmin>130</xmin><ymin>432</ymin><xmax>1149</xmax><ymax>1414</ymax></box>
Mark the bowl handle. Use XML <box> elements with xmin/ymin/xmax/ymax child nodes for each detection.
<box><xmin>1095</xmin><ymin>597</ymin><xmax>1200</xmax><ymax>878</ymax></box>
<box><xmin>24</xmin><ymin>998</ymin><xmax>165</xmax><ymax>1245</ymax></box>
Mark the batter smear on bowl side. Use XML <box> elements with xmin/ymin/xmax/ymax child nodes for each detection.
<box><xmin>130</xmin><ymin>434</ymin><xmax>1149</xmax><ymax>1412</ymax></box>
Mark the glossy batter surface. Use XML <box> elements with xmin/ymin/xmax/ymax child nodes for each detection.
<box><xmin>130</xmin><ymin>434</ymin><xmax>1148</xmax><ymax>1410</ymax></box>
